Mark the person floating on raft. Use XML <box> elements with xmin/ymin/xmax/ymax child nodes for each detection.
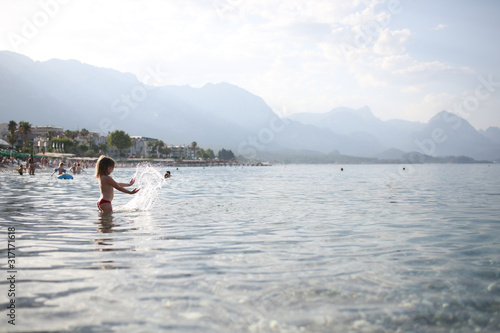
<box><xmin>51</xmin><ymin>162</ymin><xmax>67</xmax><ymax>176</ymax></box>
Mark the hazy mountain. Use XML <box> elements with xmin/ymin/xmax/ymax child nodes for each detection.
<box><xmin>286</xmin><ymin>106</ymin><xmax>500</xmax><ymax>160</ymax></box>
<box><xmin>405</xmin><ymin>111</ymin><xmax>500</xmax><ymax>160</ymax></box>
<box><xmin>1</xmin><ymin>51</ymin><xmax>499</xmax><ymax>160</ymax></box>
<box><xmin>0</xmin><ymin>51</ymin><xmax>377</xmax><ymax>155</ymax></box>
<box><xmin>0</xmin><ymin>51</ymin><xmax>265</xmax><ymax>146</ymax></box>
<box><xmin>374</xmin><ymin>148</ymin><xmax>407</xmax><ymax>160</ymax></box>
<box><xmin>0</xmin><ymin>51</ymin><xmax>140</xmax><ymax>130</ymax></box>
<box><xmin>286</xmin><ymin>106</ymin><xmax>425</xmax><ymax>149</ymax></box>
<box><xmin>166</xmin><ymin>82</ymin><xmax>275</xmax><ymax>132</ymax></box>
<box><xmin>479</xmin><ymin>127</ymin><xmax>500</xmax><ymax>145</ymax></box>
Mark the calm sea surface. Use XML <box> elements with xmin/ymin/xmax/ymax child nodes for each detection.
<box><xmin>1</xmin><ymin>164</ymin><xmax>500</xmax><ymax>332</ymax></box>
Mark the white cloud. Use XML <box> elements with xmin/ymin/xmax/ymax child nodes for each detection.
<box><xmin>402</xmin><ymin>92</ymin><xmax>458</xmax><ymax>122</ymax></box>
<box><xmin>355</xmin><ymin>73</ymin><xmax>387</xmax><ymax>87</ymax></box>
<box><xmin>401</xmin><ymin>86</ymin><xmax>420</xmax><ymax>93</ymax></box>
<box><xmin>0</xmin><ymin>0</ymin><xmax>498</xmax><ymax>127</ymax></box>
<box><xmin>430</xmin><ymin>24</ymin><xmax>448</xmax><ymax>31</ymax></box>
<box><xmin>373</xmin><ymin>28</ymin><xmax>411</xmax><ymax>55</ymax></box>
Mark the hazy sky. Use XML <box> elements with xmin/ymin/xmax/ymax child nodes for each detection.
<box><xmin>1</xmin><ymin>0</ymin><xmax>499</xmax><ymax>129</ymax></box>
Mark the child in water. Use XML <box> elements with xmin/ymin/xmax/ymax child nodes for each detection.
<box><xmin>51</xmin><ymin>162</ymin><xmax>66</xmax><ymax>176</ymax></box>
<box><xmin>95</xmin><ymin>155</ymin><xmax>139</xmax><ymax>213</ymax></box>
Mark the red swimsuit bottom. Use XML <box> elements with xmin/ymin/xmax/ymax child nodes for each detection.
<box><xmin>97</xmin><ymin>199</ymin><xmax>111</xmax><ymax>211</ymax></box>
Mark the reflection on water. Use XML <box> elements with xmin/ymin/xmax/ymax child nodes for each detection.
<box><xmin>96</xmin><ymin>213</ymin><xmax>115</xmax><ymax>234</ymax></box>
<box><xmin>1</xmin><ymin>164</ymin><xmax>499</xmax><ymax>332</ymax></box>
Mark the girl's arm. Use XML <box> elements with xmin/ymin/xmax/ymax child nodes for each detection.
<box><xmin>117</xmin><ymin>178</ymin><xmax>135</xmax><ymax>187</ymax></box>
<box><xmin>103</xmin><ymin>176</ymin><xmax>139</xmax><ymax>194</ymax></box>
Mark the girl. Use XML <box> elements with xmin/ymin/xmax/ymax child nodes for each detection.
<box><xmin>95</xmin><ymin>155</ymin><xmax>139</xmax><ymax>213</ymax></box>
<box><xmin>51</xmin><ymin>162</ymin><xmax>66</xmax><ymax>176</ymax></box>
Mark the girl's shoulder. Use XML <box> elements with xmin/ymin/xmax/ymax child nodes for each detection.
<box><xmin>100</xmin><ymin>174</ymin><xmax>114</xmax><ymax>182</ymax></box>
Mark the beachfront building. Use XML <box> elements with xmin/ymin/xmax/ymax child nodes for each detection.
<box><xmin>131</xmin><ymin>136</ymin><xmax>157</xmax><ymax>158</ymax></box>
<box><xmin>32</xmin><ymin>137</ymin><xmax>50</xmax><ymax>154</ymax></box>
<box><xmin>168</xmin><ymin>145</ymin><xmax>197</xmax><ymax>160</ymax></box>
<box><xmin>1</xmin><ymin>124</ymin><xmax>64</xmax><ymax>140</ymax></box>
<box><xmin>28</xmin><ymin>125</ymin><xmax>64</xmax><ymax>146</ymax></box>
<box><xmin>31</xmin><ymin>125</ymin><xmax>64</xmax><ymax>139</ymax></box>
<box><xmin>0</xmin><ymin>123</ymin><xmax>62</xmax><ymax>150</ymax></box>
<box><xmin>107</xmin><ymin>136</ymin><xmax>157</xmax><ymax>158</ymax></box>
<box><xmin>89</xmin><ymin>131</ymin><xmax>108</xmax><ymax>151</ymax></box>
<box><xmin>30</xmin><ymin>125</ymin><xmax>65</xmax><ymax>152</ymax></box>
<box><xmin>75</xmin><ymin>130</ymin><xmax>106</xmax><ymax>146</ymax></box>
<box><xmin>0</xmin><ymin>123</ymin><xmax>10</xmax><ymax>143</ymax></box>
<box><xmin>0</xmin><ymin>124</ymin><xmax>65</xmax><ymax>148</ymax></box>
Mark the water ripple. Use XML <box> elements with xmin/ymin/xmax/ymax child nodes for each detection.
<box><xmin>1</xmin><ymin>164</ymin><xmax>499</xmax><ymax>332</ymax></box>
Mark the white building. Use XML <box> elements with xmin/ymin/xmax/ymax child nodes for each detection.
<box><xmin>0</xmin><ymin>123</ymin><xmax>9</xmax><ymax>142</ymax></box>
<box><xmin>107</xmin><ymin>136</ymin><xmax>157</xmax><ymax>158</ymax></box>
<box><xmin>0</xmin><ymin>123</ymin><xmax>65</xmax><ymax>148</ymax></box>
<box><xmin>168</xmin><ymin>145</ymin><xmax>197</xmax><ymax>160</ymax></box>
<box><xmin>31</xmin><ymin>125</ymin><xmax>64</xmax><ymax>138</ymax></box>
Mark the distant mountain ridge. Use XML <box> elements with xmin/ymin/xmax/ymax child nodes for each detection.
<box><xmin>408</xmin><ymin>111</ymin><xmax>500</xmax><ymax>160</ymax></box>
<box><xmin>1</xmin><ymin>51</ymin><xmax>499</xmax><ymax>161</ymax></box>
<box><xmin>287</xmin><ymin>107</ymin><xmax>500</xmax><ymax>160</ymax></box>
<box><xmin>286</xmin><ymin>106</ymin><xmax>425</xmax><ymax>149</ymax></box>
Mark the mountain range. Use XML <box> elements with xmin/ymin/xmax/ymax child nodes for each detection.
<box><xmin>1</xmin><ymin>50</ymin><xmax>499</xmax><ymax>161</ymax></box>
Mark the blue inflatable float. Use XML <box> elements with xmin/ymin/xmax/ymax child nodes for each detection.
<box><xmin>58</xmin><ymin>174</ymin><xmax>73</xmax><ymax>179</ymax></box>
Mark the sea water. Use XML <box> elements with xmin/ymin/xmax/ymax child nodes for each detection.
<box><xmin>123</xmin><ymin>163</ymin><xmax>165</xmax><ymax>211</ymax></box>
<box><xmin>1</xmin><ymin>164</ymin><xmax>499</xmax><ymax>332</ymax></box>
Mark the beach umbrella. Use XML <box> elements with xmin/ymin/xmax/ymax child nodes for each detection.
<box><xmin>0</xmin><ymin>138</ymin><xmax>9</xmax><ymax>146</ymax></box>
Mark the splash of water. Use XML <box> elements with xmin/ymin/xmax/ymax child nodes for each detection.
<box><xmin>123</xmin><ymin>163</ymin><xmax>165</xmax><ymax>211</ymax></box>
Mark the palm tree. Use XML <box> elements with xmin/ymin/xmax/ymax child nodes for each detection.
<box><xmin>8</xmin><ymin>121</ymin><xmax>17</xmax><ymax>135</ymax></box>
<box><xmin>18</xmin><ymin>121</ymin><xmax>32</xmax><ymax>149</ymax></box>
<box><xmin>79</xmin><ymin>128</ymin><xmax>94</xmax><ymax>152</ymax></box>
<box><xmin>6</xmin><ymin>133</ymin><xmax>17</xmax><ymax>148</ymax></box>
<box><xmin>98</xmin><ymin>143</ymin><xmax>108</xmax><ymax>154</ymax></box>
<box><xmin>46</xmin><ymin>130</ymin><xmax>56</xmax><ymax>141</ymax></box>
<box><xmin>7</xmin><ymin>120</ymin><xmax>18</xmax><ymax>148</ymax></box>
<box><xmin>86</xmin><ymin>136</ymin><xmax>96</xmax><ymax>150</ymax></box>
<box><xmin>191</xmin><ymin>141</ymin><xmax>198</xmax><ymax>159</ymax></box>
<box><xmin>80</xmin><ymin>128</ymin><xmax>89</xmax><ymax>137</ymax></box>
<box><xmin>64</xmin><ymin>130</ymin><xmax>77</xmax><ymax>140</ymax></box>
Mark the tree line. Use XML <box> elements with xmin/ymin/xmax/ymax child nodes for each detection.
<box><xmin>4</xmin><ymin>121</ymin><xmax>236</xmax><ymax>160</ymax></box>
<box><xmin>6</xmin><ymin>120</ymin><xmax>107</xmax><ymax>156</ymax></box>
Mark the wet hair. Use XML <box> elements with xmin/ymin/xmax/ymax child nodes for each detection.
<box><xmin>95</xmin><ymin>155</ymin><xmax>116</xmax><ymax>178</ymax></box>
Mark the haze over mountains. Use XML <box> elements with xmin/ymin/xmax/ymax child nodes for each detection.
<box><xmin>1</xmin><ymin>51</ymin><xmax>500</xmax><ymax>161</ymax></box>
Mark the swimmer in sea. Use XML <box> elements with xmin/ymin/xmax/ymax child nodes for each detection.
<box><xmin>51</xmin><ymin>162</ymin><xmax>66</xmax><ymax>176</ymax></box>
<box><xmin>95</xmin><ymin>155</ymin><xmax>139</xmax><ymax>213</ymax></box>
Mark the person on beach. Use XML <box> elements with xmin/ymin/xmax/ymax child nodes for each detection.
<box><xmin>52</xmin><ymin>162</ymin><xmax>66</xmax><ymax>176</ymax></box>
<box><xmin>95</xmin><ymin>155</ymin><xmax>139</xmax><ymax>213</ymax></box>
<box><xmin>28</xmin><ymin>155</ymin><xmax>36</xmax><ymax>175</ymax></box>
